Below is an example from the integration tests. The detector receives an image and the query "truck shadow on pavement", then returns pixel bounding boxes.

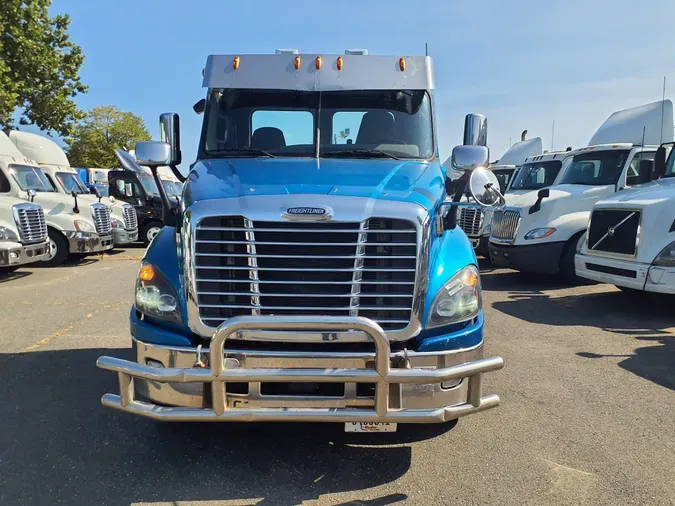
[0,347,452,505]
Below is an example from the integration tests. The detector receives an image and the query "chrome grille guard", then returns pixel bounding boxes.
[97,315,504,422]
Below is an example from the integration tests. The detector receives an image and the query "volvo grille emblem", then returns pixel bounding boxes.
[607,226,616,237]
[282,206,332,221]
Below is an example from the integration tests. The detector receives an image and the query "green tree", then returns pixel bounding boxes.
[0,0,87,136]
[67,106,151,168]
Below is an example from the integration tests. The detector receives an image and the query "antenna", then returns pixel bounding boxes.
[551,120,555,151]
[425,42,428,56]
[660,76,667,144]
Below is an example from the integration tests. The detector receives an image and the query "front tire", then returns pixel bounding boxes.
[141,221,163,246]
[560,232,586,285]
[43,229,69,267]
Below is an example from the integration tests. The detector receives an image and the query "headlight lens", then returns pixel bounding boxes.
[135,262,181,323]
[524,227,557,240]
[0,226,20,242]
[110,217,122,228]
[653,240,675,266]
[74,220,95,233]
[427,265,482,328]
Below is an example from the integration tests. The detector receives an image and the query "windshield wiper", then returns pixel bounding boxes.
[322,149,400,160]
[208,147,276,158]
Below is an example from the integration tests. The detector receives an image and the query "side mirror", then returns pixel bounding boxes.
[654,146,668,179]
[529,188,550,215]
[468,167,503,207]
[159,113,182,165]
[135,141,172,167]
[27,189,36,202]
[70,189,79,214]
[638,159,654,184]
[89,186,97,195]
[463,113,488,146]
[193,99,206,115]
[451,145,490,172]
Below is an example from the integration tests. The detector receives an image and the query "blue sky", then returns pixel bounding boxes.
[41,0,675,171]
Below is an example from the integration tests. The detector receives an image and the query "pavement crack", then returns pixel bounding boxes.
[21,324,74,353]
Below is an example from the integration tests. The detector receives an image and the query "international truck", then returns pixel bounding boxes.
[489,100,674,281]
[96,50,504,431]
[8,131,138,247]
[575,142,675,293]
[0,195,50,275]
[0,131,111,266]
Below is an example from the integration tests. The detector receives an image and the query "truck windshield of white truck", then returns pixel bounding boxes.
[558,150,629,186]
[8,164,54,192]
[511,160,562,190]
[56,172,89,194]
[201,89,434,160]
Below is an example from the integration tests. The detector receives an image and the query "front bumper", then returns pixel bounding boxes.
[489,240,566,274]
[0,239,50,267]
[575,253,675,294]
[65,232,114,254]
[112,227,139,245]
[97,316,503,423]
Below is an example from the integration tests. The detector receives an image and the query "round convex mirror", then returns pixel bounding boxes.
[469,167,502,206]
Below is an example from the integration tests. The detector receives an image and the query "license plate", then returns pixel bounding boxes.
[344,422,397,433]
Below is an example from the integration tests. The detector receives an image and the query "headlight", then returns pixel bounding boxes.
[135,263,181,323]
[653,240,675,267]
[524,228,557,240]
[74,220,95,233]
[427,265,482,329]
[110,217,122,228]
[0,226,20,242]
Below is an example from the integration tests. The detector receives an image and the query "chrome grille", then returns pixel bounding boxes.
[90,203,112,236]
[122,204,138,230]
[194,217,417,331]
[491,210,521,242]
[457,206,484,237]
[12,203,47,244]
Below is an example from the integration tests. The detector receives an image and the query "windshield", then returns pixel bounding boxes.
[93,184,108,197]
[558,150,630,186]
[161,179,182,196]
[511,160,563,190]
[138,175,159,195]
[8,164,55,192]
[664,147,675,178]
[201,89,434,160]
[56,172,88,194]
[492,169,515,193]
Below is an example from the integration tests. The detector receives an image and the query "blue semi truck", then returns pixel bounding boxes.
[97,50,504,431]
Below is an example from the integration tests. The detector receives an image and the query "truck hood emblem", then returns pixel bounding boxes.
[282,207,332,221]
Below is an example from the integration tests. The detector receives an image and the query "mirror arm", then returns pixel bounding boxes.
[529,192,549,215]
[147,165,176,227]
[169,164,186,183]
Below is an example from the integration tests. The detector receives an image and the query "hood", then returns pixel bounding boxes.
[505,184,615,210]
[595,177,675,207]
[184,157,444,211]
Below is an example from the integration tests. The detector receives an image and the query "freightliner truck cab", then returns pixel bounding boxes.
[9,131,138,247]
[0,131,111,266]
[0,195,49,275]
[97,51,504,431]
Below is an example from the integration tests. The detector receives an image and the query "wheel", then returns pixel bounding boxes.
[42,229,69,267]
[560,232,586,285]
[141,221,163,245]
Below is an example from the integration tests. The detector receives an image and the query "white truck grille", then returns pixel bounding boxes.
[457,207,484,237]
[193,217,418,332]
[122,204,138,230]
[13,203,48,244]
[90,204,112,236]
[491,210,520,242]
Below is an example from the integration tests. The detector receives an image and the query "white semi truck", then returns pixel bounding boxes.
[9,131,138,246]
[0,131,113,266]
[489,100,674,280]
[0,195,50,275]
[575,142,675,293]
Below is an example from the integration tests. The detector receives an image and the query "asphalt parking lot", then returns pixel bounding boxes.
[0,248,673,506]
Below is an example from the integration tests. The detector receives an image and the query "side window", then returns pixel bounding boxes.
[627,151,656,186]
[0,170,10,193]
[251,110,314,150]
[332,112,366,144]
